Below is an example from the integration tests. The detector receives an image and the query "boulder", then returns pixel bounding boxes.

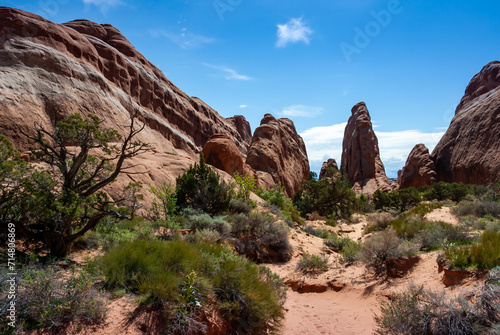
[432,61,500,184]
[341,102,392,195]
[202,134,255,177]
[246,114,310,197]
[399,144,437,188]
[319,158,338,180]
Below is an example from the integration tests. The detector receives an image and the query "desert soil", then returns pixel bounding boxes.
[60,207,477,335]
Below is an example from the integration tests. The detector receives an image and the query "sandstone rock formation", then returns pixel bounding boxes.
[0,8,255,202]
[246,114,310,197]
[398,144,438,189]
[319,159,338,180]
[431,61,500,184]
[226,115,252,151]
[341,102,392,195]
[202,134,255,178]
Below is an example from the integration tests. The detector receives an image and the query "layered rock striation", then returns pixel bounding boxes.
[341,102,392,195]
[431,61,500,184]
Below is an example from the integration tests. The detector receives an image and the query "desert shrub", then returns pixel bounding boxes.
[229,198,253,214]
[230,213,291,262]
[454,200,500,218]
[356,194,376,213]
[324,233,354,250]
[414,222,467,250]
[365,212,394,234]
[374,284,500,335]
[185,229,222,244]
[303,225,332,239]
[422,182,471,202]
[340,240,363,264]
[259,185,303,224]
[232,172,257,201]
[361,229,417,275]
[0,265,106,332]
[150,184,178,220]
[395,187,422,211]
[373,189,396,210]
[176,154,232,215]
[98,239,284,334]
[77,216,154,250]
[296,253,329,273]
[185,213,230,238]
[444,230,500,269]
[293,175,357,220]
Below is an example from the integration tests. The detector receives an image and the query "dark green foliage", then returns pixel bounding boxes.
[444,230,500,269]
[175,154,231,215]
[98,239,284,334]
[421,182,471,202]
[0,264,106,332]
[0,113,148,257]
[230,213,291,262]
[296,253,329,273]
[374,284,500,335]
[374,188,421,212]
[293,175,357,220]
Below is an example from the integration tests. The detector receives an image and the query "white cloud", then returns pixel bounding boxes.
[204,63,253,81]
[239,105,248,108]
[150,30,216,49]
[83,0,123,13]
[279,105,323,118]
[276,17,313,48]
[300,123,445,178]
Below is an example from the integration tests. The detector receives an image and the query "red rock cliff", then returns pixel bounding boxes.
[431,61,500,184]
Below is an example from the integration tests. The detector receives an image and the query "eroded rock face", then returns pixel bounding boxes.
[0,8,248,156]
[226,115,252,151]
[432,61,500,184]
[319,159,338,180]
[0,7,254,203]
[246,114,309,197]
[202,134,255,178]
[341,102,391,195]
[399,144,437,189]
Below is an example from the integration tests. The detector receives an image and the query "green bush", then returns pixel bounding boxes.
[176,154,232,215]
[293,175,357,220]
[374,284,500,335]
[98,239,284,334]
[421,182,471,202]
[232,172,257,201]
[230,213,291,262]
[151,184,178,219]
[444,230,500,269]
[296,253,329,273]
[0,265,106,332]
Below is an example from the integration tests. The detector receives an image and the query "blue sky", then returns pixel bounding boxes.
[5,0,500,177]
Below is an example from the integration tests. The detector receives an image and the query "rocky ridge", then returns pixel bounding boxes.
[0,7,309,199]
